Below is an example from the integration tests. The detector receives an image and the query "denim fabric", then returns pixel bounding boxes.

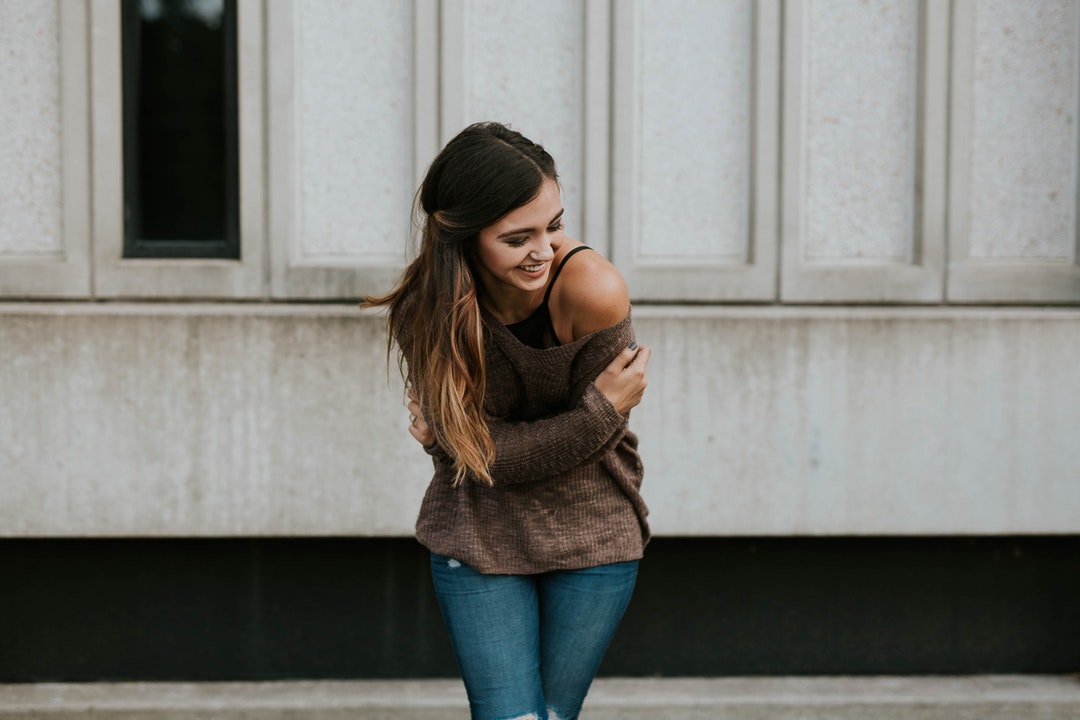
[430,553,638,720]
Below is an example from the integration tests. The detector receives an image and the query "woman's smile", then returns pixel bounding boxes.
[518,262,547,275]
[474,177,564,315]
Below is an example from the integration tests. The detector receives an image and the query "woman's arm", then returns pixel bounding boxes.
[409,340,649,484]
[484,343,649,483]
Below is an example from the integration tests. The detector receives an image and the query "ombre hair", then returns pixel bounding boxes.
[364,122,558,486]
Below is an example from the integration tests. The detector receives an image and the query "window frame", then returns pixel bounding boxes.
[89,0,264,298]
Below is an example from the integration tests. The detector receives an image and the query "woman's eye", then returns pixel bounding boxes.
[548,221,564,233]
[507,237,528,247]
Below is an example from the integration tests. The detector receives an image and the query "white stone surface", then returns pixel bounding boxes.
[464,0,584,241]
[804,0,918,262]
[0,1,63,257]
[1,304,1078,537]
[295,0,414,260]
[0,305,430,536]
[969,0,1079,262]
[634,306,1080,535]
[638,0,751,261]
[2,676,1079,720]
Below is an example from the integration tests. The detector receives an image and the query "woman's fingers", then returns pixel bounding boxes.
[406,391,435,445]
[595,342,651,414]
[408,421,434,445]
[625,343,650,370]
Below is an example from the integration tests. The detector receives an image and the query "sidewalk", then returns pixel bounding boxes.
[1,675,1078,719]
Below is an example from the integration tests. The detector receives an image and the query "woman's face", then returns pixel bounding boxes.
[473,177,564,308]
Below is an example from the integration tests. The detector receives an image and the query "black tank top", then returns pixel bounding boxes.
[506,246,592,349]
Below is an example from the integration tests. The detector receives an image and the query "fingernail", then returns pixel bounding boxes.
[628,341,638,350]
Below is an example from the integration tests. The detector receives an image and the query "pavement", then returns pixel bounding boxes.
[1,675,1079,719]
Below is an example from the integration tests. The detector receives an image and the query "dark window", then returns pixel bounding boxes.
[122,0,239,259]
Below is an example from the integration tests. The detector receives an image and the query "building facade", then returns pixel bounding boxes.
[2,0,1078,680]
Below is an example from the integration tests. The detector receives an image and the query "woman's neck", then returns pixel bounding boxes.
[478,284,545,325]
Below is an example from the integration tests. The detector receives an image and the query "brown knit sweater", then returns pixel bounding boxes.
[401,307,650,575]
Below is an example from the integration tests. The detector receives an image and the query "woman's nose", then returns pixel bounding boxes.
[531,242,554,262]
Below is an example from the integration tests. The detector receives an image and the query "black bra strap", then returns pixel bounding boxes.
[542,245,592,306]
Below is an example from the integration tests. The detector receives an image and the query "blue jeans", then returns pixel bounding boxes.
[430,553,639,720]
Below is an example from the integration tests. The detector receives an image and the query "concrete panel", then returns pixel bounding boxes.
[804,0,918,262]
[0,1,63,257]
[639,0,751,260]
[1,305,1079,537]
[969,0,1078,261]
[0,305,430,536]
[294,0,414,260]
[633,307,1080,535]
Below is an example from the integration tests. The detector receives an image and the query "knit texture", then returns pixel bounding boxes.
[400,307,650,575]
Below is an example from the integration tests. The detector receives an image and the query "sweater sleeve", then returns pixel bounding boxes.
[478,312,636,486]
[483,383,628,485]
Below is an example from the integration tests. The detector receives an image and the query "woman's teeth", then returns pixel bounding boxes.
[521,264,544,272]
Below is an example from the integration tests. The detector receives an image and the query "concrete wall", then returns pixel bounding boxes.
[3,304,1077,537]
[1,1,1079,539]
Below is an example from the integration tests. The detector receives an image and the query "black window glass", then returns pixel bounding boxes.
[122,0,239,259]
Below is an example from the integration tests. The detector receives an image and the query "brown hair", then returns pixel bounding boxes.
[364,122,558,485]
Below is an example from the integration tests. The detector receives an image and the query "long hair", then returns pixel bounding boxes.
[364,122,558,486]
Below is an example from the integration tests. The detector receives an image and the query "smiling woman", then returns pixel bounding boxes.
[362,122,651,720]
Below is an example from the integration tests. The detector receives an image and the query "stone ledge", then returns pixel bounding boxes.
[4,303,1080,537]
[2,676,1078,719]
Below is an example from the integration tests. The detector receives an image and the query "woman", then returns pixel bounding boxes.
[365,122,651,720]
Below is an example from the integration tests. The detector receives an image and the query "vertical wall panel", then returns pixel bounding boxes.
[949,0,1080,302]
[612,0,779,301]
[442,0,586,240]
[969,1,1077,261]
[0,1,63,257]
[804,0,917,262]
[639,0,751,261]
[295,0,413,260]
[269,0,438,298]
[0,0,90,297]
[781,0,945,303]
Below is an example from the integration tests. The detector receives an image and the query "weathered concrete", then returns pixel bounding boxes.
[1,676,1078,719]
[1,304,1079,537]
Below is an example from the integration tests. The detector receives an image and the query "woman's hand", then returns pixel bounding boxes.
[594,343,651,415]
[406,388,436,447]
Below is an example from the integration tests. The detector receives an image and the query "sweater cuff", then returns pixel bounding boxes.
[581,382,628,429]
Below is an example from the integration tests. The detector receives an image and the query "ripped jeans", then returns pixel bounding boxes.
[430,553,638,720]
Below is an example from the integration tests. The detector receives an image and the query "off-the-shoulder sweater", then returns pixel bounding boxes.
[400,308,650,575]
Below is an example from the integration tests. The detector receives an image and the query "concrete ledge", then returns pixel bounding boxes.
[1,676,1078,719]
[3,303,1080,536]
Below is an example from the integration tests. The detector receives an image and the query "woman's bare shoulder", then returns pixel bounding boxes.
[551,245,630,341]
